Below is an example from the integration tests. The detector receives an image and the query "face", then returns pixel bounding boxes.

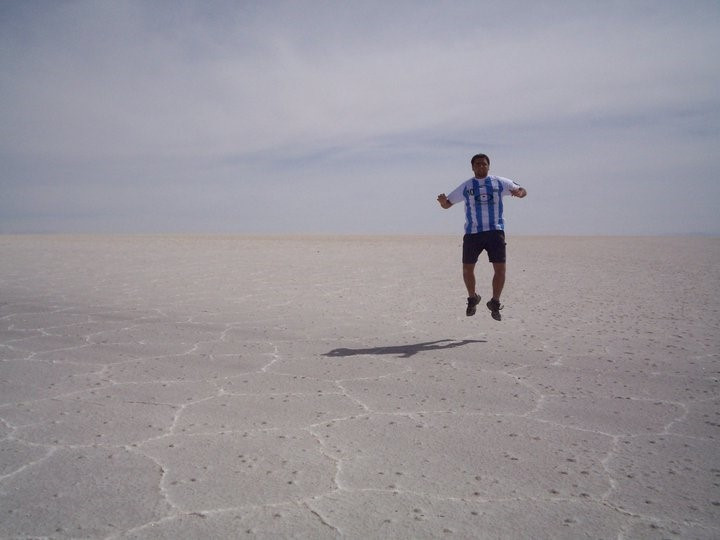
[471,157,490,178]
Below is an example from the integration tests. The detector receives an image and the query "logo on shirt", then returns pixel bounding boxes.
[465,184,501,205]
[466,188,498,204]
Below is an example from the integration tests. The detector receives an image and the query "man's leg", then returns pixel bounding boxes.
[491,262,506,301]
[463,263,477,297]
[487,262,506,321]
[463,263,481,316]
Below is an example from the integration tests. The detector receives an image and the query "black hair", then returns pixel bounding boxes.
[471,153,490,166]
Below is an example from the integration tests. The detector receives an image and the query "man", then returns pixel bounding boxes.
[437,153,527,321]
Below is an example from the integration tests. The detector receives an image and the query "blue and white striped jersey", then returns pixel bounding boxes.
[446,176,521,234]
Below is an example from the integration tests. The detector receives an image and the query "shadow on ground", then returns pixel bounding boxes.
[323,339,486,359]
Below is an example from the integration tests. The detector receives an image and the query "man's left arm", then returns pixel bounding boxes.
[499,177,527,198]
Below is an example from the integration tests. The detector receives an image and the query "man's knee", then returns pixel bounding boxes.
[492,263,506,276]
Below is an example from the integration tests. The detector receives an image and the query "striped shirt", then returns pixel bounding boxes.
[446,176,521,234]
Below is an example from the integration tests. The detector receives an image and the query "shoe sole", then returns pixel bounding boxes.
[487,301,503,321]
[466,295,481,317]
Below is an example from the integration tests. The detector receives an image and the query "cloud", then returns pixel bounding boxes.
[1,1,719,234]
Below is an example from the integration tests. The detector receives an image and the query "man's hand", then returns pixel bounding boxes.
[437,194,452,208]
[510,187,527,198]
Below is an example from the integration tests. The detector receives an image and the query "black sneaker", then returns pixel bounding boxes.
[486,298,504,321]
[466,294,481,316]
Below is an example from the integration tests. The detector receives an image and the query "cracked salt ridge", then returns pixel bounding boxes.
[0,237,717,538]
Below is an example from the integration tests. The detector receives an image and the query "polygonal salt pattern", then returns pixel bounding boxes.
[0,235,718,539]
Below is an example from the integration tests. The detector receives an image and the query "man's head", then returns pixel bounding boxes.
[471,153,490,178]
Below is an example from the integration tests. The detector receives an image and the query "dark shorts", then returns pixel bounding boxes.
[462,230,506,264]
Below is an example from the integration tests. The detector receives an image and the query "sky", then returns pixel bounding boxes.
[1,0,719,236]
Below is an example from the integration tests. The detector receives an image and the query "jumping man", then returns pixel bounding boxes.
[437,153,527,321]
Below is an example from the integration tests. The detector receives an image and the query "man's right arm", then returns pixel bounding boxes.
[437,193,453,209]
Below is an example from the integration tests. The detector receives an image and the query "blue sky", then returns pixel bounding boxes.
[2,0,719,235]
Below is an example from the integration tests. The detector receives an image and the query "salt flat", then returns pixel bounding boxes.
[0,235,718,539]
